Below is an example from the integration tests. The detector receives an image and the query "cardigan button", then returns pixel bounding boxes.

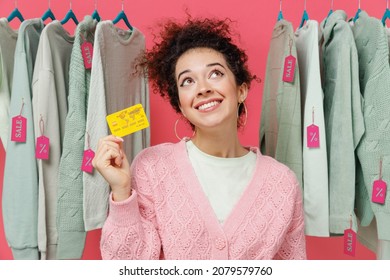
[215,238,226,250]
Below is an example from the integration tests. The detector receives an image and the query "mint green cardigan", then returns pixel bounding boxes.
[352,11,390,241]
[320,11,365,235]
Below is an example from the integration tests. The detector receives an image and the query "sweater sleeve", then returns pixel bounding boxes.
[83,24,110,231]
[325,23,363,235]
[100,154,161,260]
[3,52,39,260]
[273,171,307,260]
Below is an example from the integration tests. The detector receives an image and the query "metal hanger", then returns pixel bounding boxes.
[42,0,56,22]
[7,1,24,23]
[61,0,79,25]
[277,0,284,21]
[298,0,309,28]
[92,0,101,22]
[113,0,133,30]
[353,0,361,22]
[382,0,390,26]
[327,0,334,18]
[324,0,334,27]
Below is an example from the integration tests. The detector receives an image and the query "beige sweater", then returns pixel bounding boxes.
[84,21,150,231]
[260,19,303,188]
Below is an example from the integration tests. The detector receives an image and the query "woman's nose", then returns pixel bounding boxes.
[197,80,212,96]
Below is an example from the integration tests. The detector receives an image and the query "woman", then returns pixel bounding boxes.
[93,17,306,260]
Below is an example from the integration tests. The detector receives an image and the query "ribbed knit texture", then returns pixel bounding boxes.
[2,19,44,260]
[84,22,150,232]
[259,19,303,189]
[0,18,18,150]
[352,11,390,241]
[56,16,97,259]
[320,11,365,235]
[295,20,329,237]
[100,140,306,260]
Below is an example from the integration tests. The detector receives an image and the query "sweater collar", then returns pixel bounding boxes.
[322,10,348,45]
[272,19,293,39]
[176,137,267,238]
[180,137,260,157]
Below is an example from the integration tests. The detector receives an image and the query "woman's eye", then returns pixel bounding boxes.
[180,78,193,87]
[209,69,224,79]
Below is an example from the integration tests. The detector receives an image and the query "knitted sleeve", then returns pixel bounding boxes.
[83,23,110,231]
[273,170,307,260]
[100,152,161,260]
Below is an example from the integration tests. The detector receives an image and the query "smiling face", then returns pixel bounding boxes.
[175,47,248,131]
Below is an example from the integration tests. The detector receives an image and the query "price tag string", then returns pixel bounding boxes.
[19,98,25,116]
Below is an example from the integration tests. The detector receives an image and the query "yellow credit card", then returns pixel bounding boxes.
[106,104,149,137]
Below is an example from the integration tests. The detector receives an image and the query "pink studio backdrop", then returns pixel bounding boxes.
[0,0,383,260]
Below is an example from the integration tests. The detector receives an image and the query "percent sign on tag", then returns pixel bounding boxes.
[106,104,149,138]
[372,179,387,204]
[307,124,320,148]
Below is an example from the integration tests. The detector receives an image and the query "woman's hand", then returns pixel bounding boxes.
[92,135,131,202]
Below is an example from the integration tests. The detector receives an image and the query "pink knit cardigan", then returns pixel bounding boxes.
[100,140,307,259]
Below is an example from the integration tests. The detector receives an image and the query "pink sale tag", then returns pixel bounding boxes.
[11,115,27,143]
[35,136,50,160]
[81,41,93,69]
[282,55,296,83]
[81,149,95,173]
[344,228,356,257]
[372,179,387,204]
[307,124,320,148]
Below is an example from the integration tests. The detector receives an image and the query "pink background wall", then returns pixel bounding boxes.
[0,0,383,260]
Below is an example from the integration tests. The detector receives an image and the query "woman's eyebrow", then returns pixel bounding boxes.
[206,62,226,69]
[177,62,226,80]
[177,69,191,81]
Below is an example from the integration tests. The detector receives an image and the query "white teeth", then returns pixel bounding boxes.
[198,101,220,111]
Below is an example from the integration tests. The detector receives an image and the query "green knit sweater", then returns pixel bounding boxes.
[320,10,365,235]
[352,11,390,241]
[57,16,97,259]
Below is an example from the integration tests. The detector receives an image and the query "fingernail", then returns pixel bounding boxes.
[116,136,124,142]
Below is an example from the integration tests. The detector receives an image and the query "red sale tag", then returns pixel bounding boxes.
[344,228,356,257]
[307,124,320,148]
[81,149,95,173]
[372,179,387,204]
[35,136,50,160]
[282,55,296,83]
[11,115,27,143]
[81,41,93,69]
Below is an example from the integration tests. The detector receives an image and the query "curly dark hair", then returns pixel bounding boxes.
[141,16,254,127]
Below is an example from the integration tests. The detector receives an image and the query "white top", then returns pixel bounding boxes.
[186,140,256,224]
[295,20,329,237]
[32,20,74,259]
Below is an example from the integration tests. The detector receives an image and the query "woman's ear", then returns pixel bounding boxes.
[238,83,249,102]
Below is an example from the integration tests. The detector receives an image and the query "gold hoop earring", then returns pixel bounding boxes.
[174,117,195,141]
[238,101,248,127]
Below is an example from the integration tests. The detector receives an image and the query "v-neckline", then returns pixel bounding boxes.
[173,139,270,239]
